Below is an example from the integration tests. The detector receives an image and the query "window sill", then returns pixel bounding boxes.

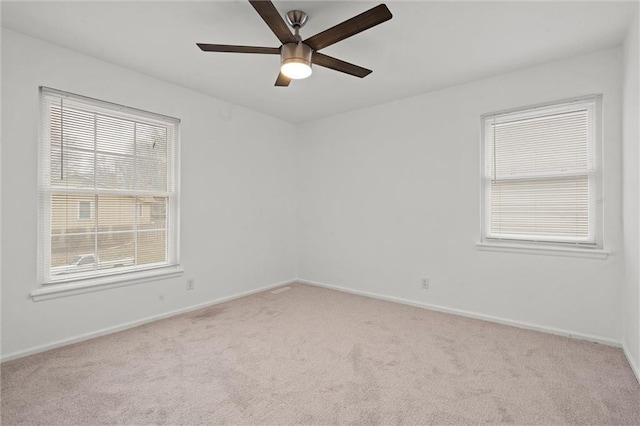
[31,266,184,302]
[475,241,609,259]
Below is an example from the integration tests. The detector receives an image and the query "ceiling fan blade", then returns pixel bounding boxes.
[197,44,280,54]
[249,0,297,45]
[312,52,372,78]
[275,72,291,87]
[303,4,392,51]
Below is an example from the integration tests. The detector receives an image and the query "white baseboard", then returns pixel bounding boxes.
[623,343,640,385]
[298,279,622,348]
[3,277,627,365]
[1,279,297,363]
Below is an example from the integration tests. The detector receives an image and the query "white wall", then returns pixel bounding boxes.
[297,48,624,342]
[622,10,640,377]
[1,28,633,362]
[1,29,298,359]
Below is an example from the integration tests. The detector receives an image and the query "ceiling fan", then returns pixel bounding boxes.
[197,0,393,87]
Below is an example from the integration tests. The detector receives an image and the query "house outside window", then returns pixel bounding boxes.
[38,87,180,286]
[77,200,92,219]
[480,96,602,250]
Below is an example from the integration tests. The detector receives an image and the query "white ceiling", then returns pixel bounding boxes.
[1,1,636,123]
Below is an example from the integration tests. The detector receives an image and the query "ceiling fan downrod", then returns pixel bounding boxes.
[286,10,308,41]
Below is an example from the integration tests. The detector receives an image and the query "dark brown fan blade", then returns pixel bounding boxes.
[304,4,392,51]
[312,52,372,78]
[275,72,291,87]
[249,0,297,45]
[197,44,280,54]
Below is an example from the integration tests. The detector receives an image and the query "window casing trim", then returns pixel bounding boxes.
[37,87,181,289]
[479,94,603,252]
[475,241,609,259]
[30,266,184,302]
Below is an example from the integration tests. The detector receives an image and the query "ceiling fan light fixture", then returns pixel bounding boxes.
[197,1,393,86]
[281,60,312,79]
[280,42,313,79]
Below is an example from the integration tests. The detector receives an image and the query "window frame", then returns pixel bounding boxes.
[478,95,605,256]
[35,87,182,299]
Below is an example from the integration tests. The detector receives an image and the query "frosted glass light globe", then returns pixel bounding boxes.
[281,61,312,79]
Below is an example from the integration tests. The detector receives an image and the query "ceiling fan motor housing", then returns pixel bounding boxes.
[280,42,313,78]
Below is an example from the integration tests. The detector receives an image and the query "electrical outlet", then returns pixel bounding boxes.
[421,277,429,289]
[186,279,195,291]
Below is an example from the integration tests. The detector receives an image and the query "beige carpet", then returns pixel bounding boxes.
[2,283,639,425]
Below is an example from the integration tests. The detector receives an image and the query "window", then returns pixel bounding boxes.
[77,200,92,219]
[481,96,602,248]
[39,87,180,285]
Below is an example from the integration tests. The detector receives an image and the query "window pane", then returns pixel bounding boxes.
[136,123,167,159]
[136,123,167,191]
[97,232,135,271]
[51,147,95,188]
[96,153,134,190]
[96,115,134,156]
[52,194,95,235]
[97,196,135,232]
[61,107,95,151]
[136,158,167,192]
[139,197,166,230]
[491,111,589,177]
[490,176,589,241]
[51,234,96,272]
[137,230,166,265]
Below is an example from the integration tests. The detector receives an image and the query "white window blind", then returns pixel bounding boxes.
[39,87,180,284]
[482,97,601,247]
